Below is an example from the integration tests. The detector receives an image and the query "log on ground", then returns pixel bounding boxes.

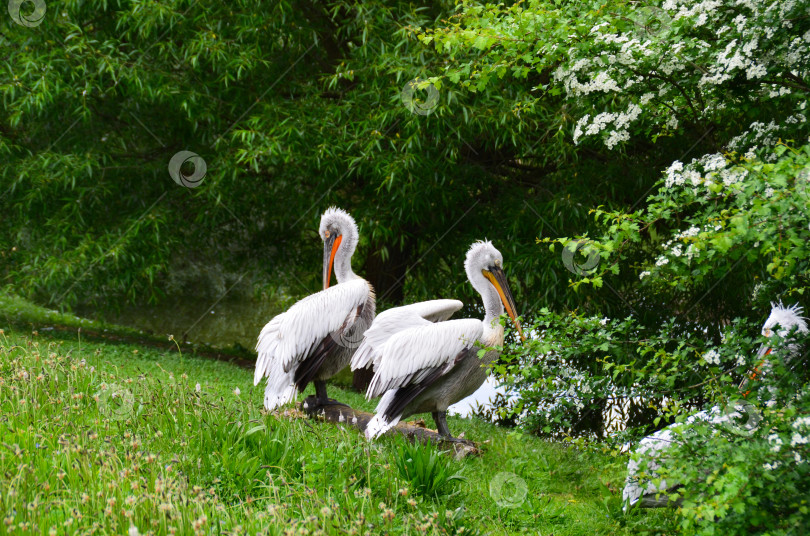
[297,396,481,459]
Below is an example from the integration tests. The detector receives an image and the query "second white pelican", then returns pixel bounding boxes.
[363,240,524,439]
[350,299,464,373]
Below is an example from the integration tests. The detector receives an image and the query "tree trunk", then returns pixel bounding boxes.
[352,366,375,392]
[352,237,412,391]
[362,237,411,305]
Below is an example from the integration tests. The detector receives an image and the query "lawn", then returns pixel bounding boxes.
[0,295,675,535]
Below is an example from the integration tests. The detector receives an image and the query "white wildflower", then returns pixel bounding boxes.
[793,416,810,429]
[790,433,809,447]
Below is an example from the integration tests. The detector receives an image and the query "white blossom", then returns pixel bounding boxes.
[703,349,720,365]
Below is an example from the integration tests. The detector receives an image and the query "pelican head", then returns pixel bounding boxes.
[465,240,525,341]
[757,301,808,359]
[762,302,808,338]
[319,207,359,289]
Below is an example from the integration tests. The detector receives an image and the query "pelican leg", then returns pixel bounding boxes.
[314,380,349,408]
[432,411,452,438]
[315,380,328,401]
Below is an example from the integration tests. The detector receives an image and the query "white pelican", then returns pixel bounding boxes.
[363,240,524,440]
[253,207,375,410]
[622,302,808,509]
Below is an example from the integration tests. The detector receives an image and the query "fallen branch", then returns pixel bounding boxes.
[296,396,481,458]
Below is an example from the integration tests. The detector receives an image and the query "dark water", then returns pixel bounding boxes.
[88,292,285,351]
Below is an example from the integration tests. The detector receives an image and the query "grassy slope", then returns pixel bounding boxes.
[0,296,675,535]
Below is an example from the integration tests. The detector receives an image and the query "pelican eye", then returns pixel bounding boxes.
[764,328,773,337]
[324,230,330,238]
[495,259,502,267]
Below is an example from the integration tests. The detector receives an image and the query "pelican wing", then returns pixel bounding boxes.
[254,278,370,386]
[366,318,483,399]
[351,299,464,372]
[406,299,464,322]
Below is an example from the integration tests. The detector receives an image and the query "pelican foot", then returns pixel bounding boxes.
[315,398,351,408]
[302,395,351,412]
[302,395,320,412]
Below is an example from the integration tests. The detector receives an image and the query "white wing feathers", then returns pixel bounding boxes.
[262,366,297,411]
[351,299,464,372]
[254,279,369,396]
[366,318,483,400]
[365,390,400,439]
[404,299,464,323]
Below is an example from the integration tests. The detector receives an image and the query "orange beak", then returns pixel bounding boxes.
[483,266,525,342]
[323,234,342,290]
[742,346,772,397]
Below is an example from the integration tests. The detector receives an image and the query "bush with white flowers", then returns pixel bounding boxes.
[427,1,810,533]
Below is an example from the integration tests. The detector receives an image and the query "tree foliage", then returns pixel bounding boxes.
[2,0,696,318]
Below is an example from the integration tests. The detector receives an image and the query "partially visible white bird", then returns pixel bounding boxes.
[622,302,808,509]
[253,207,375,411]
[740,302,808,391]
[350,299,464,373]
[363,240,524,440]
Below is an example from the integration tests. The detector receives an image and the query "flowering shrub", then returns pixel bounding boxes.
[492,307,809,533]
[493,140,810,532]
[626,334,810,535]
[420,0,809,151]
[425,2,810,531]
[576,142,810,294]
[496,311,782,442]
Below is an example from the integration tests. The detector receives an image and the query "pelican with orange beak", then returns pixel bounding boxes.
[622,301,808,509]
[254,207,375,410]
[363,240,524,439]
[740,301,808,392]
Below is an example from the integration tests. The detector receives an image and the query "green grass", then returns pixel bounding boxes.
[0,296,677,535]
